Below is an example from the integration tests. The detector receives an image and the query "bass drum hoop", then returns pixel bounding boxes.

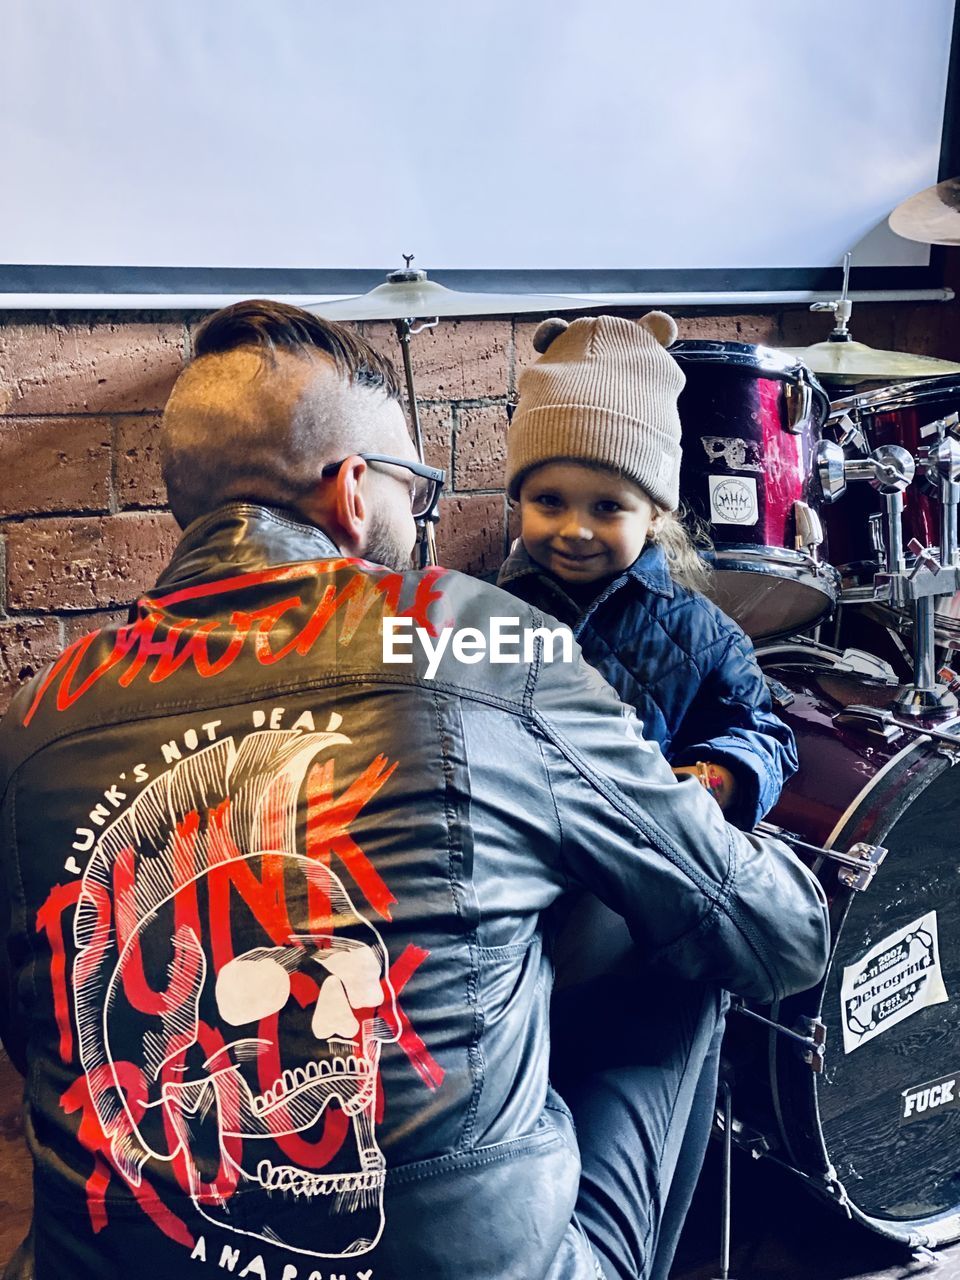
[753,644,960,1247]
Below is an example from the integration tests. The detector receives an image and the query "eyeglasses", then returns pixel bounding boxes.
[321,453,446,522]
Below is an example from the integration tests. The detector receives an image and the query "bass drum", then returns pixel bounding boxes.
[724,644,960,1247]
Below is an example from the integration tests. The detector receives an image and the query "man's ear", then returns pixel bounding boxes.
[331,455,368,551]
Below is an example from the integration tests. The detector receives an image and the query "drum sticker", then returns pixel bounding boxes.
[839,909,948,1054]
[900,1070,960,1127]
[701,436,763,472]
[708,475,758,525]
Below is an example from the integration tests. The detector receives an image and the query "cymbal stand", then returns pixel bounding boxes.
[892,416,960,716]
[810,250,853,341]
[925,414,960,569]
[388,261,441,569]
[875,414,960,717]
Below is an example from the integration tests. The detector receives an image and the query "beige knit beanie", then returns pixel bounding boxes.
[506,311,685,510]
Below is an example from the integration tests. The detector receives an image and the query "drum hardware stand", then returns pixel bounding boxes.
[885,417,960,717]
[828,411,867,454]
[822,432,960,716]
[815,439,914,521]
[711,1085,774,1280]
[757,821,888,892]
[711,1005,826,1279]
[714,1081,735,1280]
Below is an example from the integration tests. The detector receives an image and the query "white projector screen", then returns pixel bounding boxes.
[0,0,956,296]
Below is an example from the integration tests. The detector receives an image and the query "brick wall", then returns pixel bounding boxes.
[1,296,959,713]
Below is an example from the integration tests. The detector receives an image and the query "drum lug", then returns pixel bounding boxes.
[729,1001,827,1072]
[757,820,889,892]
[784,375,813,435]
[794,1015,827,1071]
[835,842,888,892]
[833,704,904,741]
[763,675,795,709]
[834,703,960,751]
[793,501,824,554]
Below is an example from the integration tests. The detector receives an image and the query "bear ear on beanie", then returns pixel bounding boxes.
[532,317,570,354]
[637,310,678,349]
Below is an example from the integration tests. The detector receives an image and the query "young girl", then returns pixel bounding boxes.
[498,311,799,1280]
[498,310,796,831]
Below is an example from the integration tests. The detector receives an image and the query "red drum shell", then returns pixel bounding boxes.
[672,341,838,640]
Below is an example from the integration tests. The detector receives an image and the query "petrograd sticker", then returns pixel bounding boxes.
[840,909,948,1054]
[708,475,758,526]
[900,1071,960,1126]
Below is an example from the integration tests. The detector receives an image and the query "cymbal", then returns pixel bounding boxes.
[778,339,960,383]
[889,176,960,246]
[309,269,588,321]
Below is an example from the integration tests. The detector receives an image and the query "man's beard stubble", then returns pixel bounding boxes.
[362,506,418,572]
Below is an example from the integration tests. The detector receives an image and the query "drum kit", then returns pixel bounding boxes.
[676,325,960,1258]
[677,253,960,1256]
[312,182,960,1258]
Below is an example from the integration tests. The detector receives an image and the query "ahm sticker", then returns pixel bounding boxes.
[708,475,758,526]
[840,909,948,1054]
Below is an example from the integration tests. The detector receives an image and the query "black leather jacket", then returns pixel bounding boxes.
[0,504,829,1280]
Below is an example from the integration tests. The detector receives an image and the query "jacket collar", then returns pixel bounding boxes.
[498,538,675,604]
[154,503,343,591]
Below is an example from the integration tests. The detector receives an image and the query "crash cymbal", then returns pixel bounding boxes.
[889,176,960,246]
[778,339,960,383]
[309,267,588,321]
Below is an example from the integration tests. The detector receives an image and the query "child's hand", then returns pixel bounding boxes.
[672,762,737,810]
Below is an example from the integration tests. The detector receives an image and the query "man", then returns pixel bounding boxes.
[0,300,828,1280]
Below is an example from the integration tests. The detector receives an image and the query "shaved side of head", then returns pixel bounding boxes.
[160,300,408,529]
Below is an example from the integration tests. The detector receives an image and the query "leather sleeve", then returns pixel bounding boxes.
[529,640,828,1004]
[0,783,27,1076]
